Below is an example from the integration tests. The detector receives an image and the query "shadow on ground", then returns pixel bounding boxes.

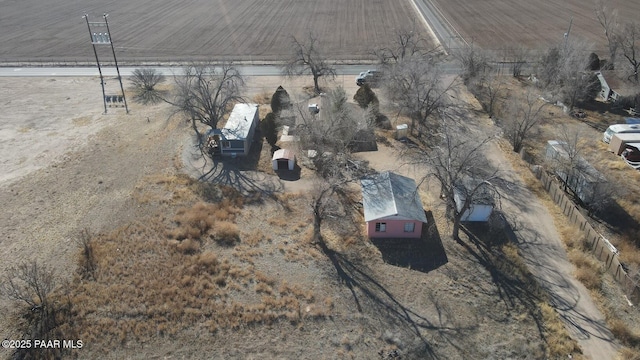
[275,165,301,181]
[459,217,547,342]
[370,211,448,273]
[315,236,474,360]
[194,129,287,201]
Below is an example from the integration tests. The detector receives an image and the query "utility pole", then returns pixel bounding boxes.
[564,17,573,49]
[83,13,129,114]
[83,14,107,114]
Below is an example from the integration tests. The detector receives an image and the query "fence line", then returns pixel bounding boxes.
[530,160,639,303]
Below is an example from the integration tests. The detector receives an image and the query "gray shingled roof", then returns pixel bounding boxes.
[361,171,427,223]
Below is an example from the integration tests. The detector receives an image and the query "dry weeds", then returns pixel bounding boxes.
[57,175,329,351]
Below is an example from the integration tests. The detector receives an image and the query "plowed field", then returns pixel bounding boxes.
[0,0,425,63]
[432,0,640,54]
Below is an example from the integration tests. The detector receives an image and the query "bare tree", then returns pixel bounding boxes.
[372,18,440,65]
[294,88,373,243]
[411,114,499,239]
[546,126,587,193]
[559,41,601,111]
[618,22,640,82]
[283,32,337,94]
[130,68,166,104]
[173,63,245,145]
[470,70,508,118]
[538,42,600,111]
[545,126,612,214]
[309,174,350,244]
[595,0,619,69]
[537,47,562,89]
[1,260,71,360]
[453,42,493,84]
[505,46,530,77]
[501,88,548,153]
[295,87,373,176]
[2,261,56,311]
[297,88,355,153]
[384,57,453,137]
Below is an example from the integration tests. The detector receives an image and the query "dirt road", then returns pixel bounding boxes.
[484,141,619,359]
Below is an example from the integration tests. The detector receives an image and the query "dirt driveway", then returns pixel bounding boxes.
[483,140,619,360]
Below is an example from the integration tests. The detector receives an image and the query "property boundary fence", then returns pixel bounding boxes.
[528,163,640,303]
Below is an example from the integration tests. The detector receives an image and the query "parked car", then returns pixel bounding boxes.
[356,70,382,86]
[622,147,640,162]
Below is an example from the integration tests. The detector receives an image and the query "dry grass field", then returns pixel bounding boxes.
[0,0,423,63]
[432,0,640,54]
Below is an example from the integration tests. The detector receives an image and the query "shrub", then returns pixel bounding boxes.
[587,52,600,71]
[176,238,201,254]
[77,228,97,280]
[214,221,240,246]
[1,261,74,359]
[131,68,166,105]
[574,267,602,290]
[261,112,278,147]
[353,84,379,109]
[270,85,291,114]
[197,251,219,273]
[609,318,640,348]
[171,202,217,240]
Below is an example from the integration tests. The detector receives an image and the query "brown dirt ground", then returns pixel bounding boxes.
[431,0,640,54]
[0,75,568,359]
[0,0,425,64]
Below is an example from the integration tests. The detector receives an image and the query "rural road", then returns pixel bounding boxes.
[0,63,464,78]
[412,0,467,51]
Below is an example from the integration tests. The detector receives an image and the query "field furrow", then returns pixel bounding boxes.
[0,0,422,62]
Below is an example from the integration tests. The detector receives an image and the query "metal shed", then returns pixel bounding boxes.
[454,186,494,222]
[272,149,296,171]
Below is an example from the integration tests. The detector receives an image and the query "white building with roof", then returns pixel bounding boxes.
[207,103,259,156]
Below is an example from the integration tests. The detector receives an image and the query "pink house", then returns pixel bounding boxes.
[361,171,427,239]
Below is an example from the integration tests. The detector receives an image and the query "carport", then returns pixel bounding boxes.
[272,149,296,171]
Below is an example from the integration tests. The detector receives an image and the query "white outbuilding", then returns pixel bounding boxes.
[272,149,296,171]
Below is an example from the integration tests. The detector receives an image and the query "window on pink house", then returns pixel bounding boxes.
[404,222,415,232]
[375,222,386,232]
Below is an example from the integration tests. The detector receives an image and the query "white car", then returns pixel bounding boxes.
[356,70,381,86]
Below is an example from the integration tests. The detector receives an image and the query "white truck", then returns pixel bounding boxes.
[356,70,382,86]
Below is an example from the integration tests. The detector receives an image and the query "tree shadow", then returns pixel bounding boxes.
[458,221,547,344]
[315,237,475,359]
[370,211,448,273]
[198,159,283,201]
